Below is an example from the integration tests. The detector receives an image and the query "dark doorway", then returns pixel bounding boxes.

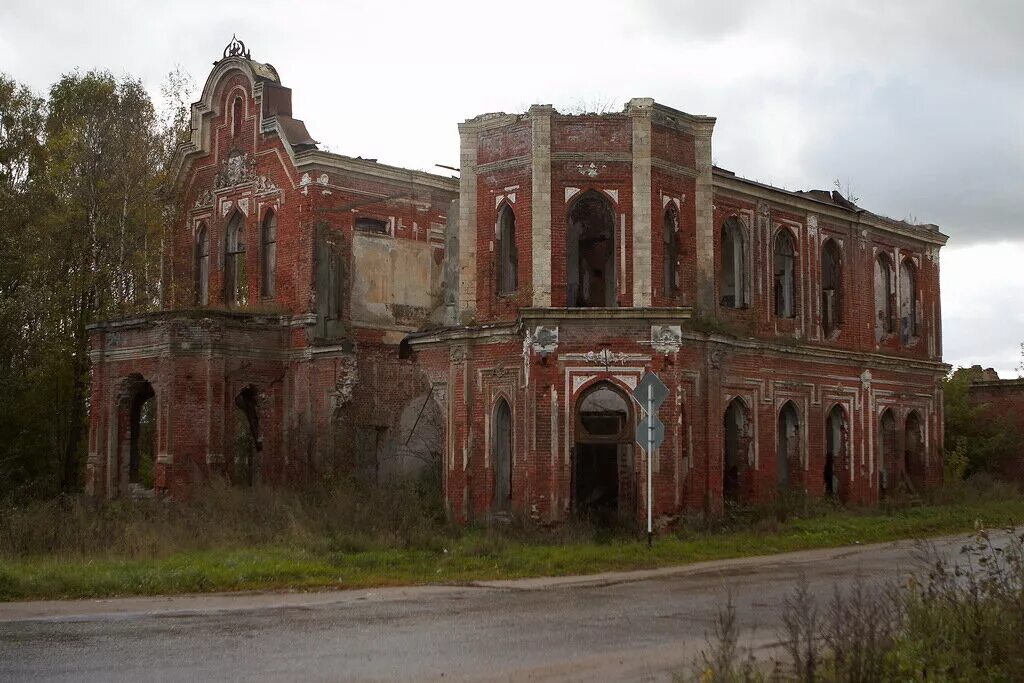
[573,382,632,524]
[825,405,847,499]
[128,379,156,489]
[879,409,896,496]
[574,443,619,520]
[723,398,751,502]
[567,191,616,307]
[777,401,799,490]
[233,386,261,486]
[905,410,924,491]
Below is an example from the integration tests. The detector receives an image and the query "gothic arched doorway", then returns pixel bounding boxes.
[723,398,752,503]
[825,404,849,500]
[573,382,633,523]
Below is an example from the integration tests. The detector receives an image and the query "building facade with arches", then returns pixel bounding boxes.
[86,41,948,523]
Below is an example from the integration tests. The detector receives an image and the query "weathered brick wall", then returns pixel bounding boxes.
[968,379,1024,480]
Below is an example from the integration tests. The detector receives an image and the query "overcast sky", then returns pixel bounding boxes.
[1,0,1021,375]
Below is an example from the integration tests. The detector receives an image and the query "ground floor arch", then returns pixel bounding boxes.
[573,381,634,524]
[723,397,752,503]
[825,404,848,500]
[777,401,800,490]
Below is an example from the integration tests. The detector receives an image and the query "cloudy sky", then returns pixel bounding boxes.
[1,0,1021,375]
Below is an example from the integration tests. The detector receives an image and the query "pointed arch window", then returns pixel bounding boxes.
[773,229,796,318]
[875,253,895,341]
[195,223,209,305]
[821,239,843,336]
[720,218,746,308]
[261,210,277,298]
[899,258,918,341]
[663,205,679,298]
[224,212,247,307]
[497,204,517,295]
[567,191,616,307]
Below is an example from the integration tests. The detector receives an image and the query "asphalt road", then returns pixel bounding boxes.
[0,534,978,682]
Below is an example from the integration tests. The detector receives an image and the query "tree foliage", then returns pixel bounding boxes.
[0,68,192,502]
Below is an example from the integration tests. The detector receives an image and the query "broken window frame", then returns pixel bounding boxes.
[772,228,797,319]
[496,204,518,296]
[820,238,843,337]
[720,217,747,308]
[663,205,679,298]
[899,257,919,342]
[195,222,209,306]
[260,209,277,298]
[224,211,247,307]
[354,216,388,234]
[776,401,800,488]
[491,397,513,508]
[875,252,896,341]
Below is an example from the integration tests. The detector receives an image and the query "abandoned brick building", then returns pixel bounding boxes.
[86,39,949,522]
[966,366,1024,481]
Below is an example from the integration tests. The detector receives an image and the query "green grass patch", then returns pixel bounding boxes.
[3,497,1022,601]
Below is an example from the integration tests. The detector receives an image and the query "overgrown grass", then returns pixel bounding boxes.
[0,478,1022,602]
[688,526,1024,681]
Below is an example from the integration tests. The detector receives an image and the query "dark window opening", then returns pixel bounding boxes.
[905,411,924,491]
[128,379,156,488]
[315,224,347,338]
[879,409,896,496]
[821,239,843,336]
[720,218,746,308]
[663,205,679,298]
[355,217,388,234]
[773,229,796,318]
[567,191,616,307]
[497,205,518,295]
[261,210,277,298]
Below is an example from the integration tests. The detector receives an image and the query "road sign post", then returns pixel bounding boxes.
[633,372,668,548]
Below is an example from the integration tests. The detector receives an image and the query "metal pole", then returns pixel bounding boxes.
[647,383,653,548]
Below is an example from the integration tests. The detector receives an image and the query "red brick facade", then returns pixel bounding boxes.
[968,376,1024,480]
[86,44,948,524]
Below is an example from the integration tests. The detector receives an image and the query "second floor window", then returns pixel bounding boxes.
[261,210,277,298]
[225,211,246,307]
[821,238,843,336]
[663,205,679,298]
[497,205,517,295]
[773,228,796,318]
[720,217,746,308]
[875,252,895,341]
[195,223,209,305]
[899,258,918,341]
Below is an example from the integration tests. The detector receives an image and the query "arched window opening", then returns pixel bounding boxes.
[821,239,843,336]
[224,212,247,307]
[567,191,616,307]
[261,210,277,298]
[232,96,243,137]
[573,381,632,523]
[776,402,800,489]
[195,223,209,306]
[875,253,895,341]
[723,398,751,502]
[900,259,918,342]
[825,405,848,499]
[497,205,518,295]
[905,410,924,491]
[663,205,679,298]
[233,386,261,486]
[720,218,746,308]
[879,409,896,497]
[773,229,796,318]
[492,399,512,510]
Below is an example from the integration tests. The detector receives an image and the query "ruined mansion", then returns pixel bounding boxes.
[86,40,948,523]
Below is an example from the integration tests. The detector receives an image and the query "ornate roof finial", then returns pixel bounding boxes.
[223,34,251,60]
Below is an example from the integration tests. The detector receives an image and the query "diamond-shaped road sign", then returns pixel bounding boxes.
[633,372,669,451]
[635,412,665,451]
[633,372,669,411]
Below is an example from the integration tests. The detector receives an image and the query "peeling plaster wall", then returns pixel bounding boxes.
[351,232,442,329]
